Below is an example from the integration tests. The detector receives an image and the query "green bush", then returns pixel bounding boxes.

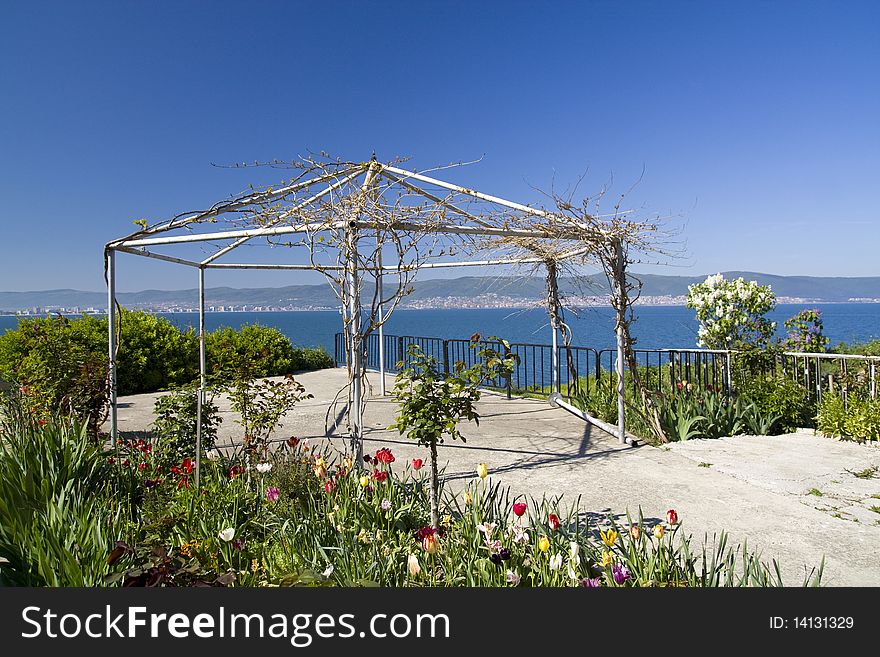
[207,324,298,378]
[817,393,880,442]
[114,309,199,395]
[0,315,108,435]
[152,385,222,463]
[0,314,333,417]
[738,375,814,432]
[290,345,334,371]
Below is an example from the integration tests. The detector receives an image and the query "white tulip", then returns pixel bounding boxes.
[218,528,235,542]
[407,554,421,577]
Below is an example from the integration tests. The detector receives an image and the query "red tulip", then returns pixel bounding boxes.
[412,458,424,471]
[548,513,561,531]
[325,480,335,494]
[422,533,439,554]
[286,436,300,448]
[373,469,388,483]
[666,509,679,525]
[375,448,395,464]
[513,502,527,517]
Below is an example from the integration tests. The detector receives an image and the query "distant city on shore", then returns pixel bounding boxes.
[2,271,879,316]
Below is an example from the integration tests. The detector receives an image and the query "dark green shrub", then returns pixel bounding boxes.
[738,375,814,432]
[290,346,334,372]
[0,315,108,435]
[114,309,199,395]
[152,385,222,463]
[207,324,297,378]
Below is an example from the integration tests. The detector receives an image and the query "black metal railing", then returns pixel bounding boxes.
[335,333,879,403]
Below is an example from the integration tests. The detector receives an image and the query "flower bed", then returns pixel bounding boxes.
[0,413,823,587]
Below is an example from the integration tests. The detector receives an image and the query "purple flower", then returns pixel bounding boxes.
[611,563,631,585]
[266,486,280,502]
[232,538,245,551]
[580,577,601,588]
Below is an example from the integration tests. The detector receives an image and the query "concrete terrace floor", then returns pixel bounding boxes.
[109,367,880,586]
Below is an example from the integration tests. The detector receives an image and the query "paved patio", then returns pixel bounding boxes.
[109,367,880,586]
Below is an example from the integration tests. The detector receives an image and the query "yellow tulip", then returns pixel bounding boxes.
[538,535,550,552]
[600,529,618,547]
[601,550,614,567]
[630,525,641,540]
[314,464,327,479]
[464,490,474,506]
[476,463,489,479]
[653,524,665,539]
[359,475,370,488]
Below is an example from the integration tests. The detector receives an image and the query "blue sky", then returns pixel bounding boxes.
[1,0,878,292]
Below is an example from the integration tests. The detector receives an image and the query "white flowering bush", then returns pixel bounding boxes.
[686,274,777,349]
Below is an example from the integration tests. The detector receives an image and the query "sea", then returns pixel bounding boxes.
[2,304,879,356]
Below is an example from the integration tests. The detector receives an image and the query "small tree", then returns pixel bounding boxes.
[225,373,311,460]
[389,336,515,529]
[782,308,828,353]
[152,385,222,464]
[687,274,777,349]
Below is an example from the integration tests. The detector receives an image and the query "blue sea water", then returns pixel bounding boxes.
[2,304,879,355]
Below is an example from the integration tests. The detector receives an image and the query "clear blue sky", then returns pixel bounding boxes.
[1,0,878,292]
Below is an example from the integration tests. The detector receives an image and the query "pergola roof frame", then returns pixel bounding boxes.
[104,157,625,488]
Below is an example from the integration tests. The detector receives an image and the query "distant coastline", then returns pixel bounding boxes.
[2,272,879,315]
[3,296,880,318]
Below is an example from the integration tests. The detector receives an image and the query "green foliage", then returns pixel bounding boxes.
[568,375,655,441]
[817,393,880,442]
[0,313,333,421]
[737,375,814,432]
[0,396,124,585]
[390,336,517,449]
[654,386,783,441]
[152,385,222,463]
[389,336,516,528]
[0,315,108,435]
[290,346,334,372]
[686,273,776,349]
[831,340,880,357]
[225,374,311,456]
[782,308,828,353]
[208,324,297,378]
[114,309,199,395]
[0,394,823,588]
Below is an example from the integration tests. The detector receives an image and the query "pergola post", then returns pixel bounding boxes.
[612,239,626,444]
[345,222,363,462]
[106,248,118,446]
[545,260,561,393]
[196,265,206,489]
[377,248,386,396]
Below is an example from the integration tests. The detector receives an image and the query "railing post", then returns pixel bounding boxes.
[442,339,450,375]
[871,361,876,400]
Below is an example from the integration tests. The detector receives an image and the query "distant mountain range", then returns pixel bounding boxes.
[2,271,879,312]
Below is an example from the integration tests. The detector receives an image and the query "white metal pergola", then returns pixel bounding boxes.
[105,157,628,484]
